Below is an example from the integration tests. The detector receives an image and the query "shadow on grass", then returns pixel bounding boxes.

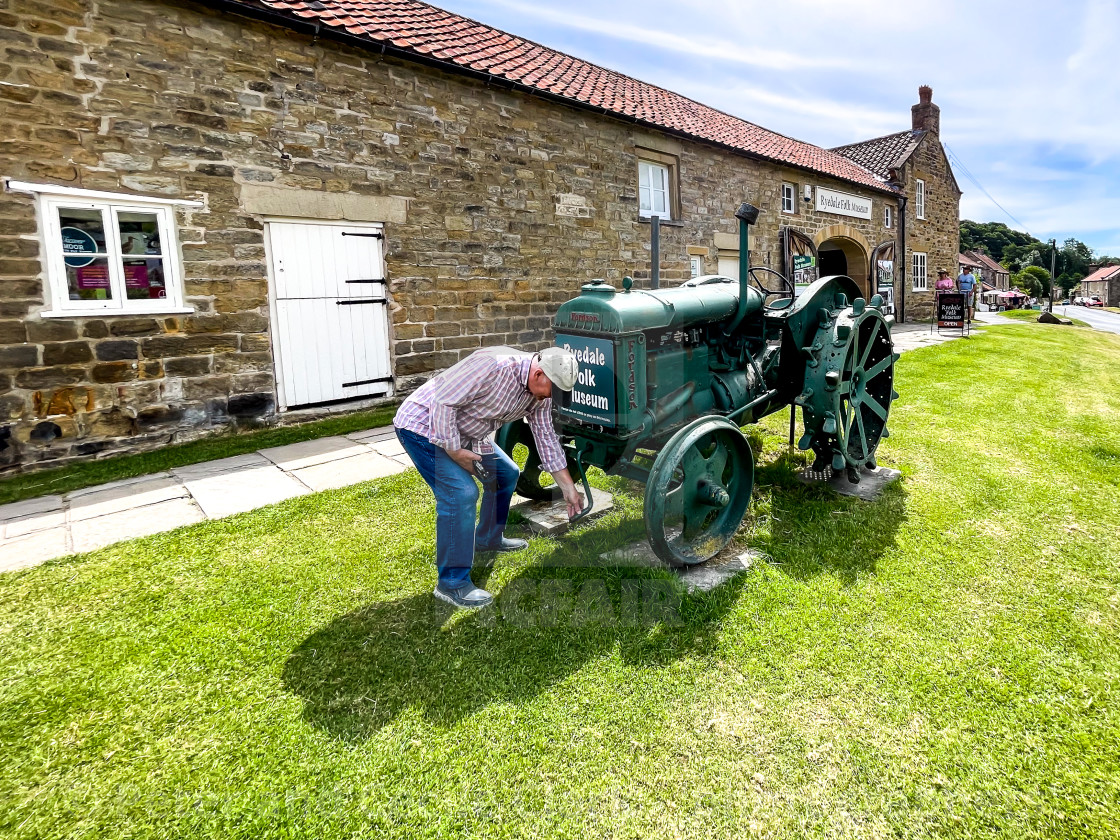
[282,520,748,743]
[750,447,909,585]
[283,451,905,742]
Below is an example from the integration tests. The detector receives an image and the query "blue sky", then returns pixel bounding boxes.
[433,0,1120,258]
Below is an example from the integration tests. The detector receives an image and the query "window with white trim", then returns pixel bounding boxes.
[12,183,195,316]
[638,159,672,219]
[884,204,892,228]
[781,182,796,214]
[915,179,926,220]
[690,255,703,279]
[912,251,928,291]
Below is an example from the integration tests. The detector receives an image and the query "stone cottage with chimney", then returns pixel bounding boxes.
[833,86,962,320]
[0,0,959,473]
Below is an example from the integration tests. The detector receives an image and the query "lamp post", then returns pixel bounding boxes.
[1049,239,1057,313]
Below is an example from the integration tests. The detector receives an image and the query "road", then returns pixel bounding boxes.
[1052,305,1120,334]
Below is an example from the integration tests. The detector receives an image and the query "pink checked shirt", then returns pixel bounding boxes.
[394,350,568,473]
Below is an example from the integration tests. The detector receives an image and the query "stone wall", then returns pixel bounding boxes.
[900,137,961,320]
[0,0,902,473]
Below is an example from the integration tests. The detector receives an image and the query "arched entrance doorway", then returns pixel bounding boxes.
[814,225,871,299]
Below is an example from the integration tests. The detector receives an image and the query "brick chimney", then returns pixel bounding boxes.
[911,85,940,135]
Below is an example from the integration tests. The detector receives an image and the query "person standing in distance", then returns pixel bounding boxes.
[957,265,978,322]
[394,347,585,609]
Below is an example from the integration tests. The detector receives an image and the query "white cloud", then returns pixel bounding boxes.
[484,0,858,71]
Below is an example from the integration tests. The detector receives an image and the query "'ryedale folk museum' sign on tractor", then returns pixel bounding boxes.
[498,203,900,567]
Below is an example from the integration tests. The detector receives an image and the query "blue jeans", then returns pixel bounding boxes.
[395,426,521,588]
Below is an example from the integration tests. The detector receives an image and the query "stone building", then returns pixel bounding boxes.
[833,86,963,320]
[1080,264,1120,306]
[0,0,958,473]
[961,251,1009,291]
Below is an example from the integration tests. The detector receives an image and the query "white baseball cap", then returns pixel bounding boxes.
[538,347,579,391]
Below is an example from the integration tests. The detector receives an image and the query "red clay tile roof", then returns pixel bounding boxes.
[832,130,925,180]
[236,0,893,193]
[958,253,984,269]
[1082,264,1120,283]
[967,251,1008,274]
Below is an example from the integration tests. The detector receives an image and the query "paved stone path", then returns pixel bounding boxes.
[0,316,998,574]
[0,427,411,573]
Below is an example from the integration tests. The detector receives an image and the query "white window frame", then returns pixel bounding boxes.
[689,255,703,279]
[912,251,928,291]
[915,179,926,220]
[781,182,796,214]
[884,204,892,228]
[6,180,198,318]
[638,159,672,220]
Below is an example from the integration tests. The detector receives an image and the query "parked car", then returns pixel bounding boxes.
[1061,298,1070,305]
[1087,296,1104,308]
[1073,296,1087,306]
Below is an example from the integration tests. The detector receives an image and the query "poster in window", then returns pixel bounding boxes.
[61,226,98,267]
[876,259,895,315]
[76,263,110,290]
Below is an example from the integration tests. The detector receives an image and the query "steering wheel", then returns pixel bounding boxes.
[748,266,796,310]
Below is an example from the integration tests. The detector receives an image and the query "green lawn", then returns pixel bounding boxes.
[0,402,400,506]
[1,323,1118,839]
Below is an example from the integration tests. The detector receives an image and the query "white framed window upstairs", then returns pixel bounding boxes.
[915,178,926,220]
[884,204,892,228]
[638,159,672,219]
[6,181,198,317]
[781,182,796,214]
[912,251,928,291]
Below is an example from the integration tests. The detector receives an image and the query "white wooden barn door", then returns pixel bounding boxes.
[266,221,393,409]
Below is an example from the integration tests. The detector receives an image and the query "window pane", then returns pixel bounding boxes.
[118,210,162,256]
[58,207,108,260]
[123,258,167,300]
[639,161,670,216]
[66,257,114,301]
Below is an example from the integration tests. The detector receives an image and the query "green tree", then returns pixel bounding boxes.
[1061,238,1094,276]
[1013,265,1051,298]
[959,220,1036,262]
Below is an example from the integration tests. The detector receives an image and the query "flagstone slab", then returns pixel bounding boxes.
[3,510,67,539]
[0,528,71,573]
[369,437,406,457]
[67,472,174,498]
[0,495,63,522]
[68,476,188,522]
[70,498,205,554]
[598,541,759,592]
[171,453,271,481]
[260,437,371,471]
[182,464,310,519]
[796,465,902,501]
[291,451,407,492]
[346,425,396,443]
[510,487,614,536]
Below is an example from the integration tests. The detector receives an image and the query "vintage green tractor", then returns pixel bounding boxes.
[497,203,899,567]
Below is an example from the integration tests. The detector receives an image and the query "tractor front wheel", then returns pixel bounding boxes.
[644,416,755,567]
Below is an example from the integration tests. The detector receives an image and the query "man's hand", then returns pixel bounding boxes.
[561,482,585,520]
[551,468,586,519]
[448,448,481,473]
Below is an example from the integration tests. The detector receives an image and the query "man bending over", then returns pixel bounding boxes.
[394,347,584,609]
